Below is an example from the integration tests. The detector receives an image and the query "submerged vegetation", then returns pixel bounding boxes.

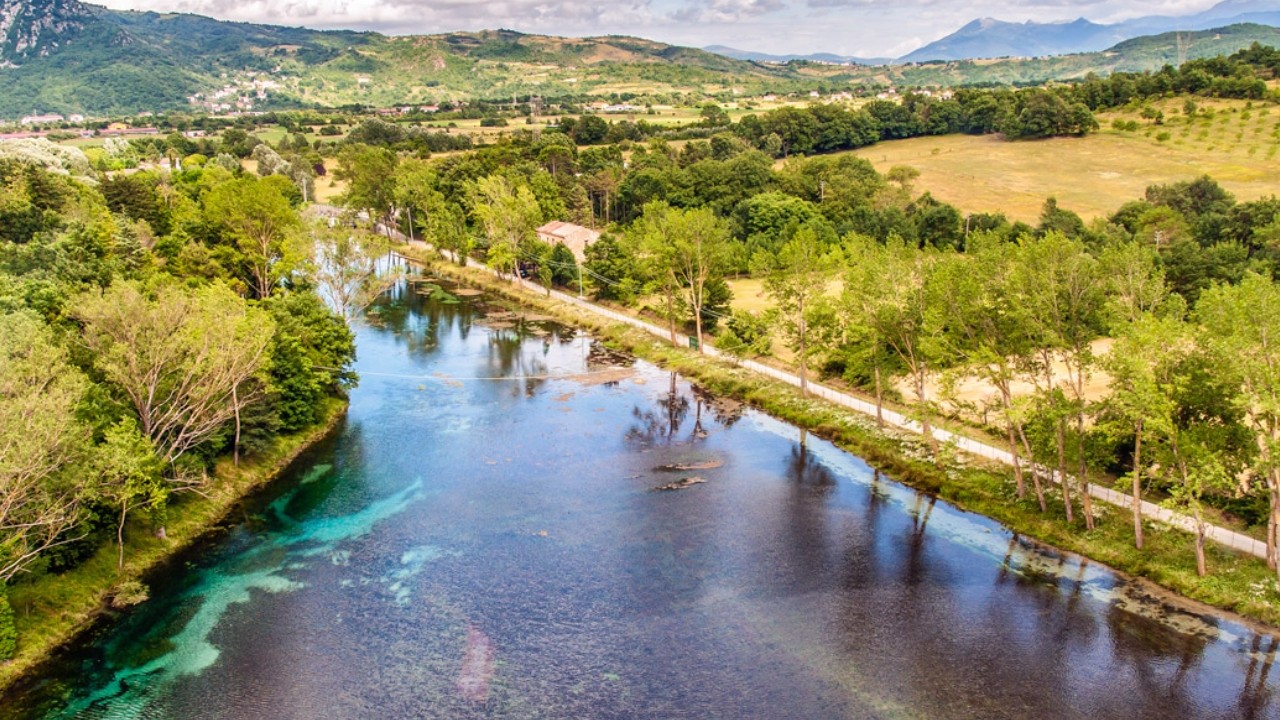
[4,20,1280,699]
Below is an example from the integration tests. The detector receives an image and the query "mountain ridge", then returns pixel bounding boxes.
[1,1,1277,119]
[899,0,1280,62]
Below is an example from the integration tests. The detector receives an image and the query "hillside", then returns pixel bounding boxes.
[852,97,1280,223]
[901,0,1280,62]
[848,24,1280,88]
[1,0,1278,119]
[0,1,805,118]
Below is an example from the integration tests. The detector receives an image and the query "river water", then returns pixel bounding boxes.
[4,276,1279,719]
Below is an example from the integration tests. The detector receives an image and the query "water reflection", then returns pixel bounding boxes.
[3,272,1280,719]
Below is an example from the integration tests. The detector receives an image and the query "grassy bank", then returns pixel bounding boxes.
[0,399,347,692]
[412,249,1280,629]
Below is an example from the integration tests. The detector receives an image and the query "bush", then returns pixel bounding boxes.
[110,580,149,608]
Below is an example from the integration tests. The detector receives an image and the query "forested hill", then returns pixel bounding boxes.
[0,0,797,118]
[877,23,1280,88]
[2,0,1279,119]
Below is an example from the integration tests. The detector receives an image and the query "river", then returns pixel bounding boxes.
[3,275,1278,719]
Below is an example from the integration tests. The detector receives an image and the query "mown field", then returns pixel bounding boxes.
[852,98,1280,223]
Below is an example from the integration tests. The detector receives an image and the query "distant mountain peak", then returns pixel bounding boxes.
[901,0,1278,62]
[0,0,92,65]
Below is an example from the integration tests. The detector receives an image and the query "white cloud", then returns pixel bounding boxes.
[91,0,1236,56]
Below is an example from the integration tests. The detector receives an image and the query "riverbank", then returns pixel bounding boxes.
[407,248,1280,629]
[0,399,348,693]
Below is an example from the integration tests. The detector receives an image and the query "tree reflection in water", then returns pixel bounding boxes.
[626,372,691,446]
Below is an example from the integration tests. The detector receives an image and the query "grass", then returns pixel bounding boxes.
[0,400,347,693]
[410,247,1280,629]
[851,98,1280,223]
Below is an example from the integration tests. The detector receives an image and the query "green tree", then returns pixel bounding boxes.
[935,241,1044,508]
[1102,314,1186,549]
[392,158,440,243]
[1197,273,1280,579]
[841,234,946,457]
[0,312,89,581]
[74,282,275,477]
[1013,232,1108,527]
[94,418,167,570]
[471,175,541,280]
[309,224,399,321]
[634,202,734,352]
[204,175,302,299]
[760,224,833,396]
[336,145,400,234]
[265,292,357,433]
[583,233,640,303]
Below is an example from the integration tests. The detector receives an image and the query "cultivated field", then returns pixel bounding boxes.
[853,98,1280,222]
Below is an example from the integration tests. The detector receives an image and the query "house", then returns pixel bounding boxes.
[20,113,64,125]
[536,221,600,262]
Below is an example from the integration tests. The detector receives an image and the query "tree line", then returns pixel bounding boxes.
[324,124,1280,585]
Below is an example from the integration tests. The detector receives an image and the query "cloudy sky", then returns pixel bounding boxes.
[93,0,1232,57]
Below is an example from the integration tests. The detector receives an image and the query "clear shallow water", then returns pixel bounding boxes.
[5,277,1280,719]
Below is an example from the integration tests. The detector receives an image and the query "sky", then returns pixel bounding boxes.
[92,0,1233,57]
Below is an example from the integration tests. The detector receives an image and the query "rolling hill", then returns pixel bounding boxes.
[0,0,807,118]
[900,0,1280,62]
[1,0,1278,120]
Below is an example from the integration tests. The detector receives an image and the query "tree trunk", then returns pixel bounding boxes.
[1000,386,1023,499]
[1270,472,1280,578]
[1057,418,1074,523]
[693,299,704,354]
[798,312,808,398]
[1132,420,1144,550]
[1007,422,1024,498]
[874,366,884,427]
[666,285,678,348]
[117,500,128,572]
[1195,512,1208,578]
[1077,407,1094,530]
[915,368,939,460]
[233,385,241,467]
[1018,424,1048,513]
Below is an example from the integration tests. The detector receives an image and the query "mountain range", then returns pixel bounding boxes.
[0,0,809,118]
[707,0,1280,64]
[702,46,892,66]
[0,0,1278,120]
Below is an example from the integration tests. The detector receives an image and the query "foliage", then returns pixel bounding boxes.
[0,587,14,660]
[471,174,541,279]
[73,281,275,475]
[204,175,303,298]
[265,292,357,433]
[0,312,88,582]
[308,224,399,320]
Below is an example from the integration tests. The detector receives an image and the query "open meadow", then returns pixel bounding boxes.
[852,98,1280,222]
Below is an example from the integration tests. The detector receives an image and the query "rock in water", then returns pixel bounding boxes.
[653,477,706,491]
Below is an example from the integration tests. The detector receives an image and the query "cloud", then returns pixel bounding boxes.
[671,0,787,23]
[96,1,660,35]
[91,0,1232,57]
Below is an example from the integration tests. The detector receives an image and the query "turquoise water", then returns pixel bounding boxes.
[4,277,1279,719]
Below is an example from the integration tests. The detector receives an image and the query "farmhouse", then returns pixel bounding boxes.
[20,113,64,125]
[536,221,600,261]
